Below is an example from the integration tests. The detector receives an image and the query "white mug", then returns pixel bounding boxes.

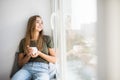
[31,47,38,55]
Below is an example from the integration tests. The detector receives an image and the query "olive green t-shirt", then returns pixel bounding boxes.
[18,35,54,64]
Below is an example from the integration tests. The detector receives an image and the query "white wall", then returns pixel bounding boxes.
[0,0,52,80]
[97,0,120,80]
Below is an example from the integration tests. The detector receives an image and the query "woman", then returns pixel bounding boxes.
[11,15,56,80]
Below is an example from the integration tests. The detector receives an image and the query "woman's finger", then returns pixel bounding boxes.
[31,53,38,58]
[27,45,29,48]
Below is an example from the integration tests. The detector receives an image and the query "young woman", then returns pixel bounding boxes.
[11,15,56,80]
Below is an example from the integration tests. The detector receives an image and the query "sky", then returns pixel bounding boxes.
[71,0,97,29]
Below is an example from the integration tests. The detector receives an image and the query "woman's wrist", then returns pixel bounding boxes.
[26,53,31,58]
[38,51,42,56]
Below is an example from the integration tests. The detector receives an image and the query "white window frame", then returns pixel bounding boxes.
[51,0,67,80]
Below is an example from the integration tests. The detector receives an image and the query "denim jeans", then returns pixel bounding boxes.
[11,62,55,80]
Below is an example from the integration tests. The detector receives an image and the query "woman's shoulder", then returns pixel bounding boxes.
[43,35,52,42]
[43,35,54,48]
[19,38,25,43]
[21,38,25,41]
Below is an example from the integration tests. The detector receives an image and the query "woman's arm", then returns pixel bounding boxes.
[18,53,31,68]
[18,46,33,67]
[38,48,56,64]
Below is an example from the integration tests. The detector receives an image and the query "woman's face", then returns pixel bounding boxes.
[35,17,43,32]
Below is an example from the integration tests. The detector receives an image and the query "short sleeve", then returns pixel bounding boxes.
[46,36,54,48]
[18,39,25,53]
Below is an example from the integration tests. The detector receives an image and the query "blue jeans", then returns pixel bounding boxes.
[11,62,56,80]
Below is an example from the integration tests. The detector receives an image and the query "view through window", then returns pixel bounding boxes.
[64,0,97,80]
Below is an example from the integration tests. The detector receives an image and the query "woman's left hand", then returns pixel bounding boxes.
[31,51,41,58]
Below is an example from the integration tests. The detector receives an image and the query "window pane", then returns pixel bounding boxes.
[65,0,97,80]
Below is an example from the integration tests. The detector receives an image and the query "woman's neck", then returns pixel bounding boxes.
[32,32,39,40]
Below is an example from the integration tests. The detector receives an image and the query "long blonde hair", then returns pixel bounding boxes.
[24,15,44,53]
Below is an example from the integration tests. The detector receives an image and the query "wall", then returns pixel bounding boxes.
[0,0,52,80]
[97,0,120,80]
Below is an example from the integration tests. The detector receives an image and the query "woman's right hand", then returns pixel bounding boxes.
[26,45,33,57]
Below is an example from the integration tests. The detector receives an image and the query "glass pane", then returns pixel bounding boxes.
[65,0,97,80]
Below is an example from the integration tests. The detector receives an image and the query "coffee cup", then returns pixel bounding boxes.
[31,47,38,55]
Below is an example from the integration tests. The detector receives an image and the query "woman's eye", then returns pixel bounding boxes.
[41,22,43,24]
[36,21,39,23]
[36,20,43,24]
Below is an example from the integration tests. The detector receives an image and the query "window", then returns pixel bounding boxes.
[52,0,97,80]
[66,0,97,80]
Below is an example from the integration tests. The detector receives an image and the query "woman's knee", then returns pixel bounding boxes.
[11,69,31,80]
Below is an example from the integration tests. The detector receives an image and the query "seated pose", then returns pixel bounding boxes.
[11,15,56,80]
